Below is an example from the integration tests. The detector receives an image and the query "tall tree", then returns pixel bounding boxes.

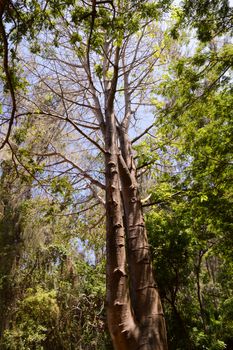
[16,1,173,348]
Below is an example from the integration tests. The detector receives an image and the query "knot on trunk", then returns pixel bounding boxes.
[112,199,118,207]
[113,267,127,277]
[108,160,116,167]
[114,223,122,228]
[129,183,138,190]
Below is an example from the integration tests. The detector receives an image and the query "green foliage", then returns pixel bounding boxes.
[0,134,110,349]
[0,189,111,349]
[1,1,232,349]
[2,288,59,350]
[144,22,233,348]
[50,177,73,204]
[171,0,233,41]
[134,138,160,169]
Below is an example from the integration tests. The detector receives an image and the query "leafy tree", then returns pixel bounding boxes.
[0,109,109,348]
[142,18,233,349]
[0,155,111,349]
[172,0,233,42]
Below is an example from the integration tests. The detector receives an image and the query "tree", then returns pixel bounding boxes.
[0,118,110,349]
[12,1,173,348]
[2,0,231,349]
[172,0,233,42]
[140,16,233,349]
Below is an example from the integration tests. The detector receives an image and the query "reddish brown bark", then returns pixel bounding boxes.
[105,111,167,349]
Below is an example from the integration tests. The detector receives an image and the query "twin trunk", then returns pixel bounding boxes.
[105,113,168,350]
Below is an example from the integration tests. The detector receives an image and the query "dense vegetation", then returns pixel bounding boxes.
[0,0,232,349]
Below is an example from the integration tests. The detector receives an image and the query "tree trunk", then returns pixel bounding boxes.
[105,113,168,349]
[0,162,23,335]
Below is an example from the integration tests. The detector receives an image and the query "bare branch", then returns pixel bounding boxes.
[0,14,17,150]
[89,184,105,206]
[121,46,131,131]
[107,46,120,112]
[34,151,105,190]
[67,117,105,153]
[54,202,100,216]
[132,123,155,144]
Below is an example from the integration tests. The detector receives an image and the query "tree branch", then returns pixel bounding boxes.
[0,11,17,150]
[132,123,154,144]
[34,151,105,190]
[107,46,120,112]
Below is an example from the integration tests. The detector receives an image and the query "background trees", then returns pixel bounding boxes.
[142,7,233,349]
[0,0,232,349]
